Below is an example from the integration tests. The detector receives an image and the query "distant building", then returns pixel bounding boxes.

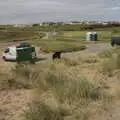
[14,24,26,27]
[13,24,32,27]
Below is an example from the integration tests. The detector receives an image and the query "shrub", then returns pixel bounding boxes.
[83,56,99,64]
[24,102,64,120]
[116,53,120,69]
[0,73,13,90]
[101,56,117,76]
[0,71,32,90]
[101,51,120,76]
[34,69,101,103]
[23,69,101,120]
[24,92,70,120]
[22,59,113,120]
[62,58,80,66]
[99,47,120,76]
[98,49,113,58]
[9,64,34,89]
[12,64,31,79]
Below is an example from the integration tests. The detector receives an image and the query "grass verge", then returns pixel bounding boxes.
[31,40,86,53]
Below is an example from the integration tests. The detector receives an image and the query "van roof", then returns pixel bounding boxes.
[7,46,16,49]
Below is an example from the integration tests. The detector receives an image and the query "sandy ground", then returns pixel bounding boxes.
[0,90,31,120]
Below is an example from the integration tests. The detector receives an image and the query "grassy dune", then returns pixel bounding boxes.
[0,46,120,120]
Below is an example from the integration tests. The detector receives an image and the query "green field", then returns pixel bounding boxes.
[0,26,45,42]
[31,30,114,52]
[58,27,120,43]
[1,25,120,52]
[62,31,112,42]
[31,39,86,53]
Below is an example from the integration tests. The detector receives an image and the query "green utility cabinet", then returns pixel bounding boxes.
[87,32,98,41]
[92,33,98,41]
[16,44,37,62]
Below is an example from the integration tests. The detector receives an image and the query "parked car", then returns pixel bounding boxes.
[111,36,120,47]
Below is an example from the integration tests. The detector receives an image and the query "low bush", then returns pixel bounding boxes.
[98,49,113,58]
[24,102,64,120]
[100,48,120,76]
[82,56,99,64]
[62,58,80,66]
[23,68,101,120]
[116,53,120,69]
[0,72,31,90]
[32,65,102,103]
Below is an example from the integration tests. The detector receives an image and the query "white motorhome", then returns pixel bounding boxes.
[2,43,37,62]
[2,46,16,61]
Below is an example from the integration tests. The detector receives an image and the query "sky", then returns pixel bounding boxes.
[0,0,120,24]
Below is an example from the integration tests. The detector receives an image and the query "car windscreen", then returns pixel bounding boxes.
[4,48,9,53]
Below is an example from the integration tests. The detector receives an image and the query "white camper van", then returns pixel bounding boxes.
[2,46,16,61]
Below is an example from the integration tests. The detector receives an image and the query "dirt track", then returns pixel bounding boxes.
[62,43,111,57]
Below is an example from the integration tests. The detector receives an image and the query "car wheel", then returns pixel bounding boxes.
[3,56,7,61]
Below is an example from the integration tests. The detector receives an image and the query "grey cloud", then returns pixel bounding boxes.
[0,0,120,24]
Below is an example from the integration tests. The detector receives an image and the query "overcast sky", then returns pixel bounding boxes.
[0,0,120,24]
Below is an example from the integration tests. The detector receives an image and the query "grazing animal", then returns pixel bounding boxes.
[52,52,62,60]
[111,36,120,47]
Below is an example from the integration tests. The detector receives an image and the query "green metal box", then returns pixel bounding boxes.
[16,45,36,62]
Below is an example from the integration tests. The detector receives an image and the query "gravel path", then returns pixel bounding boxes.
[36,43,111,63]
[62,43,111,57]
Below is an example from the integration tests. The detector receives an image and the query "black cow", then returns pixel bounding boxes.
[52,52,62,60]
[111,36,120,47]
